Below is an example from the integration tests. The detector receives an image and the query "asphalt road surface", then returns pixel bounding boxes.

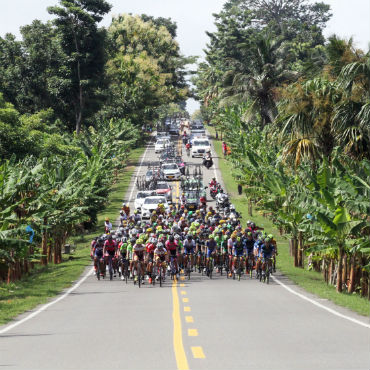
[1,133,369,370]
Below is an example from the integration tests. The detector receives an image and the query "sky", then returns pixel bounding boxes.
[1,0,369,113]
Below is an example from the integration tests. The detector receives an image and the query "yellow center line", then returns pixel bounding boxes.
[185,316,194,323]
[172,279,189,370]
[180,283,185,287]
[191,347,206,359]
[182,297,189,303]
[184,306,191,312]
[180,291,187,295]
[188,329,198,337]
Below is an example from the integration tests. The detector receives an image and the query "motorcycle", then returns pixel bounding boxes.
[216,193,230,210]
[209,186,218,199]
[202,157,213,169]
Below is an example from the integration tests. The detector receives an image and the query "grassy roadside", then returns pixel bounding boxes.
[208,125,370,317]
[0,145,145,325]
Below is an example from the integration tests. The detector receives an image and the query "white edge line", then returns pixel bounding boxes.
[127,138,152,204]
[271,275,370,329]
[1,138,153,335]
[0,267,94,335]
[208,130,369,330]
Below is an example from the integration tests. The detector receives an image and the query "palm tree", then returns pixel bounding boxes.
[220,34,298,127]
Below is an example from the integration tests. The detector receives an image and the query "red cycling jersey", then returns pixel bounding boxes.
[165,240,178,251]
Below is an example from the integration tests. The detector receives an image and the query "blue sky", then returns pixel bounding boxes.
[1,0,369,112]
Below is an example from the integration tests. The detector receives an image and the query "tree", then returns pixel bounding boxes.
[48,0,112,134]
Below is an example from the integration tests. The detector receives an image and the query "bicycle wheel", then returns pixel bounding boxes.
[138,263,141,288]
[159,267,162,287]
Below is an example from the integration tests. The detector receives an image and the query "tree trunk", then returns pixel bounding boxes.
[348,254,356,293]
[342,254,347,291]
[336,246,344,293]
[294,239,298,267]
[297,231,303,268]
[289,239,293,256]
[41,217,48,265]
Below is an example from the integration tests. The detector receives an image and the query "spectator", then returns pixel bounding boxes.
[222,141,227,156]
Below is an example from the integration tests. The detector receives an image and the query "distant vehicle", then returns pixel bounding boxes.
[155,181,173,203]
[155,139,171,153]
[134,190,157,212]
[169,125,179,136]
[161,163,181,181]
[191,129,206,136]
[141,196,169,219]
[191,138,211,157]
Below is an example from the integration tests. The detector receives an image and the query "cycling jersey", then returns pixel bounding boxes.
[104,240,116,256]
[261,244,275,259]
[233,242,245,256]
[165,240,178,257]
[94,245,104,258]
[244,239,255,254]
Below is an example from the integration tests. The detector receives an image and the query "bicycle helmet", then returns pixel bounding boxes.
[169,235,175,242]
[157,242,164,248]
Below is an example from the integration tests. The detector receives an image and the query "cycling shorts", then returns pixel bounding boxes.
[262,254,273,260]
[135,252,144,261]
[207,249,215,258]
[156,255,166,262]
[234,251,244,257]
[169,249,177,257]
[184,247,194,255]
[148,253,154,262]
[107,250,115,257]
[95,251,103,258]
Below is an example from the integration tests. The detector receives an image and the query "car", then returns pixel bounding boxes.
[145,168,163,185]
[191,138,211,157]
[155,181,173,203]
[184,190,200,211]
[156,132,171,141]
[155,139,171,153]
[141,196,169,219]
[134,190,157,212]
[169,125,179,135]
[191,129,206,136]
[161,163,181,181]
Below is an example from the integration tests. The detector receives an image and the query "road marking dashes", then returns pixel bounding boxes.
[188,329,198,336]
[191,347,206,359]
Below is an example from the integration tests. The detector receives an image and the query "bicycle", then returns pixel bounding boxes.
[169,256,177,280]
[184,254,192,280]
[246,254,254,279]
[133,260,144,288]
[262,257,273,284]
[233,256,243,281]
[106,254,114,280]
[121,258,130,284]
[207,255,214,279]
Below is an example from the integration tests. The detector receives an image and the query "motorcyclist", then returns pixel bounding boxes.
[203,150,213,168]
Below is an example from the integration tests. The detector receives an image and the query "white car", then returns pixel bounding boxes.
[134,191,157,212]
[192,138,211,157]
[141,196,169,219]
[161,163,181,181]
[155,139,171,153]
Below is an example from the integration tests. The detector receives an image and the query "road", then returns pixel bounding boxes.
[1,133,369,370]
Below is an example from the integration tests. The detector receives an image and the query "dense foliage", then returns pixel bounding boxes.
[194,0,370,297]
[0,0,191,282]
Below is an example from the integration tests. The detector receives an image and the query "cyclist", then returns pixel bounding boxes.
[165,235,179,278]
[132,238,146,283]
[232,236,246,276]
[103,235,117,280]
[104,218,112,234]
[146,238,156,284]
[93,238,105,276]
[244,232,255,274]
[261,238,275,274]
[154,242,167,281]
[183,234,196,274]
[205,234,217,275]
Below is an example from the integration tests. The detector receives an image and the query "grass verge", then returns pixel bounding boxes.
[208,125,370,317]
[0,145,146,325]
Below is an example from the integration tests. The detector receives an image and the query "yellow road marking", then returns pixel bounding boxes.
[180,276,185,281]
[188,329,198,336]
[191,347,206,359]
[180,291,187,295]
[185,316,194,323]
[182,298,189,303]
[172,280,189,370]
[180,283,185,287]
[184,306,191,312]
